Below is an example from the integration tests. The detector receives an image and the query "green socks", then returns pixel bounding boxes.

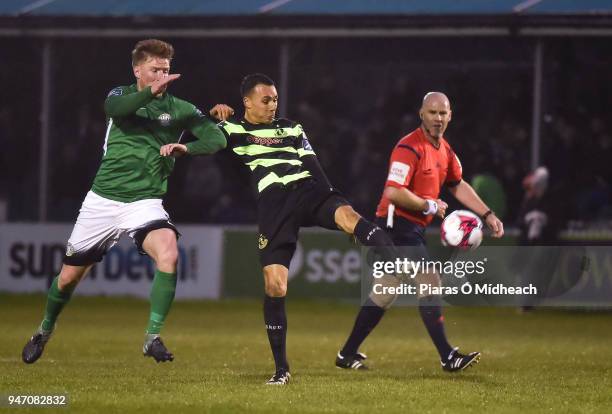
[41,276,75,332]
[146,270,177,335]
[40,271,176,335]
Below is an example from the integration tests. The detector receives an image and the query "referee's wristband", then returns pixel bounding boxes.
[423,199,438,216]
[481,210,494,221]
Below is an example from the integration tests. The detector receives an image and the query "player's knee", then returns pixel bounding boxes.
[369,291,398,310]
[263,267,288,297]
[155,246,179,270]
[335,205,361,233]
[369,274,400,309]
[415,273,441,298]
[265,281,287,297]
[58,265,86,290]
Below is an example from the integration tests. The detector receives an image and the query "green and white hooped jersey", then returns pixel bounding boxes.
[219,117,316,197]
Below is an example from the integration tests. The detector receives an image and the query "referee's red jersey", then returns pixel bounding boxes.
[375,127,463,227]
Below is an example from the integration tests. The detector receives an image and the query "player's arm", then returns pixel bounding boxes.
[448,180,504,237]
[444,149,504,237]
[383,147,446,218]
[104,76,180,118]
[160,105,227,157]
[186,117,227,155]
[104,86,154,117]
[295,126,334,191]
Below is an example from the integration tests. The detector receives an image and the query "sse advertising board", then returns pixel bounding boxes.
[0,223,223,299]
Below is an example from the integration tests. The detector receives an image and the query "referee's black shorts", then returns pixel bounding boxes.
[257,179,349,268]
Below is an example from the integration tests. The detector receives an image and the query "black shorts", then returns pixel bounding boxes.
[257,179,349,268]
[375,215,430,261]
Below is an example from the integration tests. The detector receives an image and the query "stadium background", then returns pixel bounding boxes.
[1,1,611,412]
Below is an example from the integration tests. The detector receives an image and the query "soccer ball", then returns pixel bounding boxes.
[440,210,483,249]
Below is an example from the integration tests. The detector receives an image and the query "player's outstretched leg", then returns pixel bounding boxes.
[263,264,290,385]
[22,265,84,364]
[141,229,178,363]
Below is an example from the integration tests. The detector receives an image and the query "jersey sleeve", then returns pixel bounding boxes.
[295,124,316,157]
[104,86,154,118]
[183,104,227,155]
[385,144,419,188]
[445,146,463,187]
[295,125,334,190]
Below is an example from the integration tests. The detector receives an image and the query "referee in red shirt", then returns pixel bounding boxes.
[336,92,504,372]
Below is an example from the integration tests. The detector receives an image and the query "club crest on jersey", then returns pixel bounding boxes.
[275,128,285,136]
[258,234,268,249]
[158,113,172,126]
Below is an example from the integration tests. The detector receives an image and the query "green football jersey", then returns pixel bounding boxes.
[91,84,226,203]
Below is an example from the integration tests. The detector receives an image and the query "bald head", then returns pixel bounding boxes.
[421,92,451,110]
[419,91,452,141]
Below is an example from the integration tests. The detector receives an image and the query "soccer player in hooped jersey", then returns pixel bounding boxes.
[21,39,226,364]
[337,92,504,372]
[163,73,399,385]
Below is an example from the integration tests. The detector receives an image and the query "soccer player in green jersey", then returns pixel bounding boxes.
[164,73,398,384]
[22,39,226,364]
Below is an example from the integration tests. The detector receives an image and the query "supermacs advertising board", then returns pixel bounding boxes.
[0,223,223,299]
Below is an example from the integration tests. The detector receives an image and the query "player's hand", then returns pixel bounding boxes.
[209,104,235,121]
[486,214,504,238]
[435,199,448,219]
[160,143,188,157]
[150,74,181,96]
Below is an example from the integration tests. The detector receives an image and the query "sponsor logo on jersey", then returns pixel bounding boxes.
[247,135,284,146]
[388,161,410,185]
[258,234,268,249]
[158,113,172,126]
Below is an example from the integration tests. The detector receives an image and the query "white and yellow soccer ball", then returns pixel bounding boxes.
[440,210,483,249]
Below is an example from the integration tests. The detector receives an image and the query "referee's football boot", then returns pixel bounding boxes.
[22,325,53,364]
[335,351,368,370]
[266,369,291,385]
[143,334,174,362]
[441,347,481,372]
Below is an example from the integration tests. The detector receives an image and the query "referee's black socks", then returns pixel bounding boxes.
[341,297,385,357]
[263,295,289,372]
[418,295,453,360]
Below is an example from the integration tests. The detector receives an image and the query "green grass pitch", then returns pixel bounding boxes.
[1,294,611,413]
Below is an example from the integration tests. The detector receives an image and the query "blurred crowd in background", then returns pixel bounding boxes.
[1,36,610,228]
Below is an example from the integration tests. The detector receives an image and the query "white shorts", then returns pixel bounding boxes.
[64,191,178,266]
